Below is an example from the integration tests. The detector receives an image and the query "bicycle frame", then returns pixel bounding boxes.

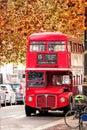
[64,106,87,130]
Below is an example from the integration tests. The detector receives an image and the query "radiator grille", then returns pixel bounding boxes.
[37,95,46,107]
[47,95,55,108]
[37,94,56,108]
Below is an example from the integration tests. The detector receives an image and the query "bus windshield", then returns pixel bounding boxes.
[27,71,45,87]
[27,71,71,87]
[52,74,71,86]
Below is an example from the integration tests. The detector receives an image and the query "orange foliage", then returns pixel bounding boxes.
[0,0,85,65]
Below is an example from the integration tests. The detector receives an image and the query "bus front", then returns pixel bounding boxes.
[25,33,73,116]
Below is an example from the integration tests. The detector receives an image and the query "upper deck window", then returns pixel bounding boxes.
[49,41,66,52]
[30,41,46,52]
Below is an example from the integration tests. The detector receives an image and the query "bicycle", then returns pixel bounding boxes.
[64,95,87,130]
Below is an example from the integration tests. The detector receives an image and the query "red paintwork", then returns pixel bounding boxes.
[25,32,83,112]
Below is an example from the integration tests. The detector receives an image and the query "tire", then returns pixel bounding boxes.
[63,102,73,115]
[64,110,80,129]
[25,105,32,116]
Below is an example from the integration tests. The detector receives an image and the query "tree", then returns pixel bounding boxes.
[0,0,85,65]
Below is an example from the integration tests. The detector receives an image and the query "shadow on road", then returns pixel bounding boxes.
[31,110,64,117]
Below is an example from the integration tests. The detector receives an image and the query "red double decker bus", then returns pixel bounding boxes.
[25,32,84,116]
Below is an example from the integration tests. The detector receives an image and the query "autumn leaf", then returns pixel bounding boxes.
[0,0,85,65]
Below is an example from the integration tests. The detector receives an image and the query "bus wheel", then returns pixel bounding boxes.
[25,105,31,116]
[63,102,73,115]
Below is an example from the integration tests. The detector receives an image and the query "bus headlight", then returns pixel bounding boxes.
[60,97,66,103]
[28,96,33,102]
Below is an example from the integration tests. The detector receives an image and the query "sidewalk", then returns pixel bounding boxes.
[33,117,87,130]
[44,123,87,130]
[33,116,87,130]
[44,121,87,130]
[44,123,74,130]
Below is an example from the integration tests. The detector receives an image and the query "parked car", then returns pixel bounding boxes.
[0,85,6,106]
[10,83,24,104]
[0,84,16,105]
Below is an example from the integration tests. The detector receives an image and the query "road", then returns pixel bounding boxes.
[0,105,64,130]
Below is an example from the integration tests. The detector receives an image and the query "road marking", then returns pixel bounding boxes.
[1,114,25,119]
[14,115,26,119]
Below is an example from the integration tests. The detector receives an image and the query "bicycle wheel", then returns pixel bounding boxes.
[84,106,87,113]
[64,110,80,129]
[79,119,83,130]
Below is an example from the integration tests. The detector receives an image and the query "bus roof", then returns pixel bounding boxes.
[28,32,81,43]
[28,32,67,41]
